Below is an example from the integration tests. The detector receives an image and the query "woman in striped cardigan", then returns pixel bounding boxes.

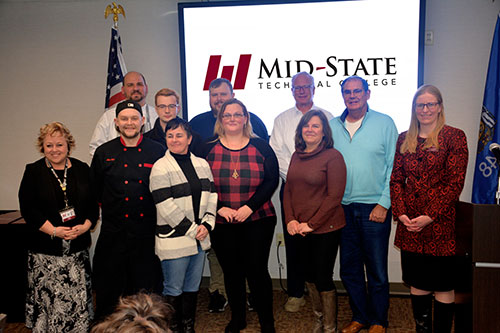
[150,118,217,333]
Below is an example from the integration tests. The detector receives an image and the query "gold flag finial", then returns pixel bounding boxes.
[105,2,125,28]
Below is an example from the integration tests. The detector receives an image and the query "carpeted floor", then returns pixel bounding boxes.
[5,288,416,332]
[194,289,415,333]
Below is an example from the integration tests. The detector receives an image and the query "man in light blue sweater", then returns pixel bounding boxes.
[329,76,398,333]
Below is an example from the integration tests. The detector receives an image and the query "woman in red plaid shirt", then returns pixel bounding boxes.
[204,98,279,333]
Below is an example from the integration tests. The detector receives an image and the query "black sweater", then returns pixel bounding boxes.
[19,157,99,255]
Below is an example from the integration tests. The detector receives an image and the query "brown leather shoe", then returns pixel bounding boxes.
[368,324,386,333]
[341,321,366,333]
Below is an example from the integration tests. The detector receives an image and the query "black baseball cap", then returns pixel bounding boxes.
[116,100,143,116]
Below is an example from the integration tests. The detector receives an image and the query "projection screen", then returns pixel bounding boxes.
[178,0,425,134]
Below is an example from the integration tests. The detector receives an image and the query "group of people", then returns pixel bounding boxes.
[18,71,468,333]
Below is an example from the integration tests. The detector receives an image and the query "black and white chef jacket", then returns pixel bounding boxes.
[90,135,166,238]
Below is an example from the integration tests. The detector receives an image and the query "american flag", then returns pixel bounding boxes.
[105,27,127,110]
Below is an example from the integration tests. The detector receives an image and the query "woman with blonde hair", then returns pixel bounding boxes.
[19,122,98,332]
[204,98,279,333]
[390,85,468,333]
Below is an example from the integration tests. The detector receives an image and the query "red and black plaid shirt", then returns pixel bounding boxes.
[206,138,278,224]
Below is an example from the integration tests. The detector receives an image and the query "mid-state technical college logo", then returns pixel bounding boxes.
[203,55,252,90]
[203,54,398,91]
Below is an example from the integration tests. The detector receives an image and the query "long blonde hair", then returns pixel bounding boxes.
[400,85,445,153]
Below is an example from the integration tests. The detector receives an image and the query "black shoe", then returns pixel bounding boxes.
[224,320,247,333]
[208,290,227,313]
[183,318,195,333]
[247,293,255,312]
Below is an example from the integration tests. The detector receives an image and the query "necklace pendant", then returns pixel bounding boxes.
[232,169,239,179]
[61,185,66,191]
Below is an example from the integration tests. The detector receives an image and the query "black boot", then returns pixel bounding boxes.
[182,292,198,333]
[433,300,454,333]
[411,294,432,333]
[165,295,183,333]
[224,321,247,333]
[224,292,247,333]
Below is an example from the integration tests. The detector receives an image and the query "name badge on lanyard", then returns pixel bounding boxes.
[47,158,77,223]
[59,206,76,222]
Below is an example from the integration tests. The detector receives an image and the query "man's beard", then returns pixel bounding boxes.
[121,130,140,139]
[115,125,145,138]
[130,91,145,103]
[211,105,222,116]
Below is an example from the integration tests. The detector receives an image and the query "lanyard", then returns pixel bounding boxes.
[46,158,70,208]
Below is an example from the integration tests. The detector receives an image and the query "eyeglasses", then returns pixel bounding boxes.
[342,89,364,97]
[292,85,313,92]
[156,104,178,110]
[221,113,245,120]
[415,102,440,111]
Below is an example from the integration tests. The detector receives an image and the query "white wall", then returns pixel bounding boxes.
[1,0,499,282]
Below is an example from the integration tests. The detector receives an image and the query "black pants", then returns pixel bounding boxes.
[211,216,276,328]
[280,182,305,298]
[92,233,160,321]
[298,230,341,292]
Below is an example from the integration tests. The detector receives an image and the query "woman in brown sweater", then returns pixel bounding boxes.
[284,110,347,333]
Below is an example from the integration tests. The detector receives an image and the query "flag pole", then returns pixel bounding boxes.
[104,3,127,110]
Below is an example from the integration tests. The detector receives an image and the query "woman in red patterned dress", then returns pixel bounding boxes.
[390,85,468,333]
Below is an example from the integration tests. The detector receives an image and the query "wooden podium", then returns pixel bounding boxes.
[0,211,29,322]
[456,202,500,332]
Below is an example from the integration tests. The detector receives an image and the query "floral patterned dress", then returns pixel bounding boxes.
[26,247,93,332]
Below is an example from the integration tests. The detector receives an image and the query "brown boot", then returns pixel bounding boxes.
[320,290,337,333]
[305,282,323,333]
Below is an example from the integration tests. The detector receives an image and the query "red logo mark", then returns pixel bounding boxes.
[203,54,252,90]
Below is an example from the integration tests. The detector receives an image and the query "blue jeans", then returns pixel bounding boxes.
[161,244,205,297]
[340,203,391,327]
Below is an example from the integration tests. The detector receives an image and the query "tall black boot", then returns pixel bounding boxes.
[165,295,183,333]
[433,300,454,333]
[182,292,198,333]
[411,294,432,333]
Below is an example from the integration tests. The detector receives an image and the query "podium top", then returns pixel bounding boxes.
[0,211,25,225]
